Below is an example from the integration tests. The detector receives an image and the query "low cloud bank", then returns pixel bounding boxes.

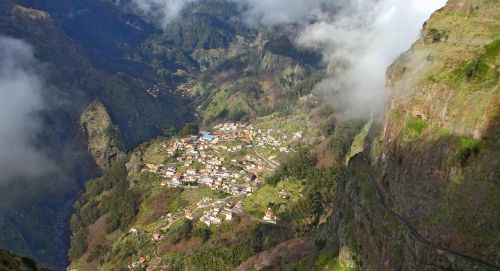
[131,0,198,26]
[0,36,56,185]
[296,0,447,115]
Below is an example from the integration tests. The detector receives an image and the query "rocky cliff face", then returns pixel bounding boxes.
[80,101,123,169]
[328,0,499,269]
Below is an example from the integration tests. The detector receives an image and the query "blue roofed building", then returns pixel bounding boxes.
[200,131,215,141]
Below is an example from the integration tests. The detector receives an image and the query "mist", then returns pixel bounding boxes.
[131,0,198,26]
[0,36,56,185]
[131,0,446,115]
[296,0,447,116]
[130,0,333,27]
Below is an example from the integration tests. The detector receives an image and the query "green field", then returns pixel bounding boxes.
[243,178,303,217]
[181,187,228,207]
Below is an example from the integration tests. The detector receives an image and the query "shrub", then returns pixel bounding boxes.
[265,147,341,233]
[401,117,428,142]
[86,244,108,263]
[456,137,485,167]
[427,28,448,43]
[179,123,199,137]
[193,222,211,242]
[68,228,87,260]
[331,119,367,160]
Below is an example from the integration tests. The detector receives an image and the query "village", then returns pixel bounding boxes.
[126,122,303,270]
[139,122,300,227]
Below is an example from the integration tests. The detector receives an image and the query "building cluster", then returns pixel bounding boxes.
[145,85,161,98]
[134,122,302,242]
[158,198,243,234]
[213,122,298,154]
[125,122,306,270]
[128,256,147,270]
[263,208,277,224]
[197,197,243,227]
[142,122,298,197]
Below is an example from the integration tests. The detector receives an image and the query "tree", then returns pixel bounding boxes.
[68,229,87,260]
[179,123,199,137]
[193,222,211,242]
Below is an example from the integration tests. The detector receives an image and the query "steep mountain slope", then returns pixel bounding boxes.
[325,0,499,269]
[80,101,124,169]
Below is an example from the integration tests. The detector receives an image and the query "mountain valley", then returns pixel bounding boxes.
[0,0,498,271]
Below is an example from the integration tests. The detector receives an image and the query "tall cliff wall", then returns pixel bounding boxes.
[328,0,499,269]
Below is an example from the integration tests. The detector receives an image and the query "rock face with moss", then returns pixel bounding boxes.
[327,0,499,269]
[80,101,123,169]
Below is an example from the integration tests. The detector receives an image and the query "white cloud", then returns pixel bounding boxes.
[236,0,331,25]
[0,36,57,185]
[295,0,447,116]
[132,0,198,26]
[131,0,333,27]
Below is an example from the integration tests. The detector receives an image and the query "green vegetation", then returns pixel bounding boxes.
[69,156,138,261]
[453,40,499,91]
[0,249,49,271]
[428,39,500,93]
[180,187,226,206]
[264,36,322,67]
[175,243,253,270]
[79,100,123,168]
[135,186,185,225]
[154,1,254,52]
[243,178,304,217]
[314,250,339,270]
[104,178,138,233]
[166,222,292,270]
[166,219,194,244]
[192,222,211,242]
[86,244,108,263]
[314,253,357,271]
[331,119,368,162]
[179,123,200,137]
[276,249,359,271]
[0,2,193,266]
[426,28,448,43]
[401,117,428,142]
[456,137,485,167]
[200,73,322,125]
[203,87,256,123]
[265,149,342,233]
[391,29,500,261]
[346,121,371,165]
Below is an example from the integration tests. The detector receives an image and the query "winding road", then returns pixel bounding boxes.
[359,153,500,270]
